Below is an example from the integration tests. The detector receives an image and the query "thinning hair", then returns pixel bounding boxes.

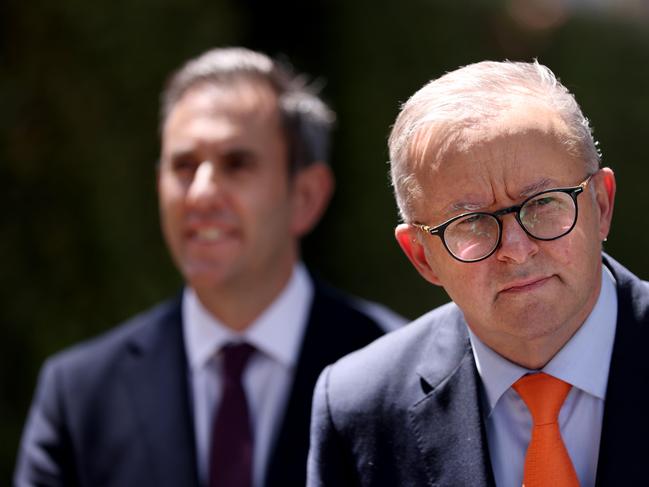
[388,60,601,221]
[160,47,335,172]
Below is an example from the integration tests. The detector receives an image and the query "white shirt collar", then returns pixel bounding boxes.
[183,263,314,371]
[469,266,618,415]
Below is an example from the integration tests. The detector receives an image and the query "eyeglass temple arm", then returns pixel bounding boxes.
[413,223,438,235]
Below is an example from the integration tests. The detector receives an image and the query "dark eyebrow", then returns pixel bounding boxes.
[166,145,258,164]
[222,147,256,159]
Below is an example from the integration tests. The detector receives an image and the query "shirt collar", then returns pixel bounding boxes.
[183,263,314,371]
[469,266,618,416]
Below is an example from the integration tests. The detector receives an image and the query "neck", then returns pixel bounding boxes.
[194,263,295,332]
[497,335,574,370]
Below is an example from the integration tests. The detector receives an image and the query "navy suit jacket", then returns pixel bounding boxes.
[308,255,649,486]
[15,280,388,487]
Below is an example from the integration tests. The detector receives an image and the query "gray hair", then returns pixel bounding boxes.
[160,47,335,172]
[388,60,601,220]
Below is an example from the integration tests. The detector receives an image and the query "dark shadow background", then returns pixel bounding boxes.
[3,0,649,482]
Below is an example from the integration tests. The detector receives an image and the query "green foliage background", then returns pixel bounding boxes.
[3,0,649,482]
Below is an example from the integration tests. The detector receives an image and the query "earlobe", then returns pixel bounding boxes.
[395,224,442,286]
[290,163,335,237]
[594,167,616,241]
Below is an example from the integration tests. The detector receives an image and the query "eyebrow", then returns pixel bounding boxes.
[449,201,485,213]
[167,147,194,159]
[519,178,557,198]
[444,178,559,215]
[167,144,256,161]
[163,143,199,162]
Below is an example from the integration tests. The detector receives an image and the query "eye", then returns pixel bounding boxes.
[222,150,257,174]
[450,214,490,234]
[448,213,497,239]
[458,213,486,226]
[524,193,572,215]
[529,196,556,207]
[170,155,199,175]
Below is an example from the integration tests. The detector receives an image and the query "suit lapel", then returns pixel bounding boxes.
[120,297,200,487]
[408,311,495,487]
[265,281,385,487]
[595,257,649,486]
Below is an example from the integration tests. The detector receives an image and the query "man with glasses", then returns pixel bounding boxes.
[308,61,646,486]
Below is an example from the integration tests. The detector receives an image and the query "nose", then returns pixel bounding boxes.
[186,161,223,208]
[495,213,539,264]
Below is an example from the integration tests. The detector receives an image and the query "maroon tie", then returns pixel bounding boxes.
[209,342,256,487]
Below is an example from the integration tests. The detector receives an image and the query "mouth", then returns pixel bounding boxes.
[499,276,554,294]
[194,227,224,242]
[186,225,234,244]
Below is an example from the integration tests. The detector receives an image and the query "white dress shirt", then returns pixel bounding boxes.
[182,263,313,487]
[468,267,618,487]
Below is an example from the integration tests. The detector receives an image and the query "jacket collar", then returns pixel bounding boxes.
[122,296,200,487]
[409,306,496,487]
[596,254,649,485]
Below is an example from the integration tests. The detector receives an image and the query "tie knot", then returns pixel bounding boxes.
[221,342,256,381]
[513,372,572,426]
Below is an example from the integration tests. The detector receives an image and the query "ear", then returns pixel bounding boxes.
[593,167,616,241]
[290,162,335,237]
[395,223,442,286]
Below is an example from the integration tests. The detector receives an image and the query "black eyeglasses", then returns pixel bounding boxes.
[412,173,595,263]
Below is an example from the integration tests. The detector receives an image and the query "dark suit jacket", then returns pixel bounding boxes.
[308,255,649,487]
[15,280,389,487]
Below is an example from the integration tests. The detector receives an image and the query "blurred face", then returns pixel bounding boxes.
[396,107,615,366]
[158,82,298,296]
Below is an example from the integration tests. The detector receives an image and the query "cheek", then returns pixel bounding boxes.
[444,279,492,329]
[542,238,575,268]
[546,213,601,268]
[434,260,489,307]
[158,180,186,229]
[234,189,269,222]
[245,178,292,218]
[233,190,292,249]
[158,175,182,205]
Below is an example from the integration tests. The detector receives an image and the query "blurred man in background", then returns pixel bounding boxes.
[15,47,403,487]
[308,60,647,486]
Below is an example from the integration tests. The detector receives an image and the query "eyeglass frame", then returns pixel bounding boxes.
[411,172,596,263]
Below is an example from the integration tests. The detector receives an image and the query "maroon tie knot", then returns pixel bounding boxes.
[221,342,256,382]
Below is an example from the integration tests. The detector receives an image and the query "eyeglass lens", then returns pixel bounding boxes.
[445,190,577,261]
[519,191,576,238]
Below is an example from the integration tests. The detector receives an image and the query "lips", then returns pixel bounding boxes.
[499,276,553,294]
[194,227,224,242]
[185,224,237,244]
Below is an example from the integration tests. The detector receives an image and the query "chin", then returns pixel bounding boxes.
[182,263,233,291]
[500,303,564,337]
[510,322,565,342]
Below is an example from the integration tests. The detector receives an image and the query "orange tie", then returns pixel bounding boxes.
[512,373,580,487]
